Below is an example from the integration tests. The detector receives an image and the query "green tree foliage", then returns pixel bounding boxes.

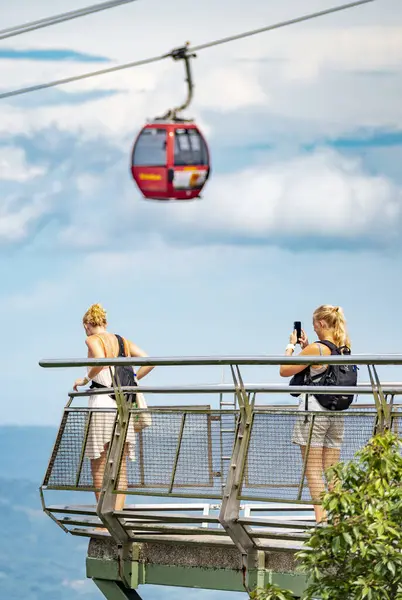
[251,431,402,600]
[249,583,295,600]
[297,430,402,600]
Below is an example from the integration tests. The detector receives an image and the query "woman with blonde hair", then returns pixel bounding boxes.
[73,303,154,512]
[279,305,352,523]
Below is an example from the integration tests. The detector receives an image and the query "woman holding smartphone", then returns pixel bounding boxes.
[279,304,351,523]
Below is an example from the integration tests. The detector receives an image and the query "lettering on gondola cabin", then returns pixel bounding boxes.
[139,173,162,181]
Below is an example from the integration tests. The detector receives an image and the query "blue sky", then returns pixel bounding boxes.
[0,0,402,426]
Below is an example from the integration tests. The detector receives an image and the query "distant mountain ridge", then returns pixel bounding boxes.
[0,427,239,599]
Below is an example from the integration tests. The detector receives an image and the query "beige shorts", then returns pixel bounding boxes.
[292,395,345,449]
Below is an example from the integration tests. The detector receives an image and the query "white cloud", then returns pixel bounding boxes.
[62,578,93,594]
[1,130,401,250]
[0,0,401,251]
[197,63,268,110]
[0,146,45,181]
[52,146,402,250]
[0,193,49,242]
[176,149,402,244]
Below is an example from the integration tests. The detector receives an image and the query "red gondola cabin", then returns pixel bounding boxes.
[131,121,210,201]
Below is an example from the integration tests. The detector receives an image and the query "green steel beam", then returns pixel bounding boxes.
[87,557,120,582]
[266,572,308,598]
[143,564,255,591]
[86,555,308,596]
[93,579,143,600]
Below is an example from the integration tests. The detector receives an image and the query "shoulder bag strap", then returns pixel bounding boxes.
[94,334,108,356]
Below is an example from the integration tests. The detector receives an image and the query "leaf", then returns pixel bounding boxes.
[298,431,402,600]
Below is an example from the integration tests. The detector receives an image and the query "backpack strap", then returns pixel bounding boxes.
[114,334,126,357]
[316,340,340,355]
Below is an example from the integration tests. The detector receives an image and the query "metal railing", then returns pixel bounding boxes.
[39,354,402,590]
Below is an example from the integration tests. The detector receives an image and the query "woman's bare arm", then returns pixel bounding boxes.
[127,340,154,380]
[279,342,329,378]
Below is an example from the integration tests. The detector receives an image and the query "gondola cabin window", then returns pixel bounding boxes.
[132,128,167,167]
[174,128,208,166]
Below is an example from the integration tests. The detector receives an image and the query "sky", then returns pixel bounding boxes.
[0,0,401,426]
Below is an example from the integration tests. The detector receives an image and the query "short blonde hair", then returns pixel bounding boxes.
[83,303,107,327]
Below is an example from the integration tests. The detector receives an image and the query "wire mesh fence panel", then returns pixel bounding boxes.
[42,404,384,499]
[116,410,225,498]
[43,409,116,490]
[240,409,378,502]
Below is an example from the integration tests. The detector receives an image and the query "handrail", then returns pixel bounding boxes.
[39,354,402,368]
[68,383,402,397]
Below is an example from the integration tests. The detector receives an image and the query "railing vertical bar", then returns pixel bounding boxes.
[297,413,316,501]
[139,430,145,487]
[219,391,224,487]
[75,411,93,488]
[168,413,187,494]
[237,410,255,497]
[207,413,214,486]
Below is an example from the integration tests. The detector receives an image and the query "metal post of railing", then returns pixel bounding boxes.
[219,365,257,592]
[368,364,391,433]
[95,371,134,587]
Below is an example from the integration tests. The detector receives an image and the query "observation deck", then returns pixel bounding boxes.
[38,354,402,599]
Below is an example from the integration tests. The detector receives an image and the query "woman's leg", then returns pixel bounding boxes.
[90,447,109,532]
[91,445,108,502]
[322,447,341,491]
[300,445,326,523]
[91,442,129,510]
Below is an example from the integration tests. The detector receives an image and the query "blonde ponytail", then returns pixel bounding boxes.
[313,304,351,350]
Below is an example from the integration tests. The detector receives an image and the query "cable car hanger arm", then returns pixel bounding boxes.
[161,43,196,121]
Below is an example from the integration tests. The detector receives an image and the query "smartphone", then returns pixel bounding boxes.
[294,321,302,344]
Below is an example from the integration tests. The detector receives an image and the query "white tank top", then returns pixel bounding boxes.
[309,343,327,380]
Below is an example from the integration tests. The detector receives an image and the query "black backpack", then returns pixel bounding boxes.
[289,340,358,411]
[90,334,137,403]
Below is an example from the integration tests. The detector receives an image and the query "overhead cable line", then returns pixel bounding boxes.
[0,0,140,41]
[190,0,376,53]
[0,0,376,101]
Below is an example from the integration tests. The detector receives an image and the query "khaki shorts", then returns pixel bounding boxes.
[292,395,345,449]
